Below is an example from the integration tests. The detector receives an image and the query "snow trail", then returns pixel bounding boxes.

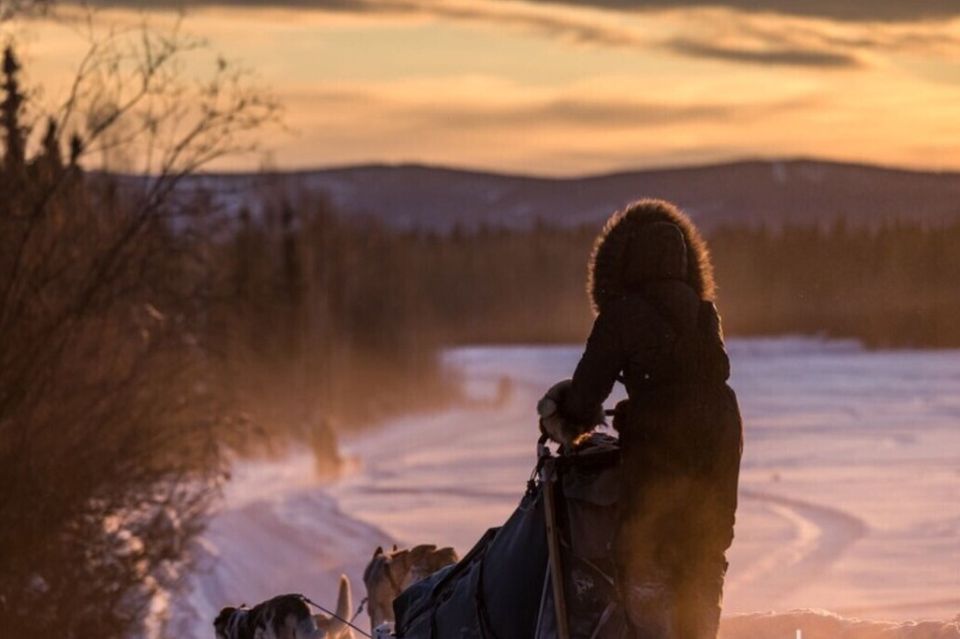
[727,490,868,606]
[172,339,960,638]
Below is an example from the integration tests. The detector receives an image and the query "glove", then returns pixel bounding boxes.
[537,380,600,448]
[536,379,570,421]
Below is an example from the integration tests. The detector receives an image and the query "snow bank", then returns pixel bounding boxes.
[721,610,960,639]
[168,453,393,638]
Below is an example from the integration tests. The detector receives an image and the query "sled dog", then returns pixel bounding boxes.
[363,544,458,631]
[213,574,354,639]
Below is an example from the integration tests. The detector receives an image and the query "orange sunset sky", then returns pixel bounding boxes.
[7,1,960,175]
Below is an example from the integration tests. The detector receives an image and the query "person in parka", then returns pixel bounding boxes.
[538,199,743,638]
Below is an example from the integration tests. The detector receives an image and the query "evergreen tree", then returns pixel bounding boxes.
[38,117,62,170]
[68,132,82,167]
[1,46,27,175]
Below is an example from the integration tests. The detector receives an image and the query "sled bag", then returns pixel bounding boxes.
[393,433,627,639]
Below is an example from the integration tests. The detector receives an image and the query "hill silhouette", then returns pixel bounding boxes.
[193,158,960,231]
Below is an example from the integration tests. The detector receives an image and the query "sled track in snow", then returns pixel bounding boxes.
[728,489,868,605]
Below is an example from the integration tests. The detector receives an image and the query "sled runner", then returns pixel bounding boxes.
[391,431,630,639]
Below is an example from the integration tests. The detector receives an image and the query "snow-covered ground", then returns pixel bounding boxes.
[172,338,960,638]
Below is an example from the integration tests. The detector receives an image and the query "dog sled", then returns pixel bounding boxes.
[388,431,629,639]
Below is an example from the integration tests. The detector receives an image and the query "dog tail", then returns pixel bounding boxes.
[329,574,353,638]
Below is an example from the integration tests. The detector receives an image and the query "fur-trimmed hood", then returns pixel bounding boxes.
[588,199,715,314]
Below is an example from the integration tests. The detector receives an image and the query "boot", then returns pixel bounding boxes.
[620,575,675,639]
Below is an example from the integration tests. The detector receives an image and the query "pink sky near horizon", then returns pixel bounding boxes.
[7,1,960,175]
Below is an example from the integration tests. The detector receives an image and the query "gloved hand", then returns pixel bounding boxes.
[537,379,597,448]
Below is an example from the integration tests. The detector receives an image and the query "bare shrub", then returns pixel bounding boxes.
[0,13,277,636]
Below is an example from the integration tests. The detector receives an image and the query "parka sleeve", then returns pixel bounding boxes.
[561,308,624,426]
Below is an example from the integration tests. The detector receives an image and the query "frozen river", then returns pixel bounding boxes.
[172,338,960,637]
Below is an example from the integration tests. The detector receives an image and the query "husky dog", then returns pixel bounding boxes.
[213,574,354,639]
[362,544,458,631]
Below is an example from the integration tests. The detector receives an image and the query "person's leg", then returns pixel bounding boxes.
[615,410,690,638]
[619,566,676,639]
[614,511,677,639]
[673,562,724,639]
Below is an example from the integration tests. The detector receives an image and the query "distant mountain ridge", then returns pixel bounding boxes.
[190,159,960,232]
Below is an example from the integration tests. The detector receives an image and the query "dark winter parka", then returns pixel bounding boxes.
[559,199,743,637]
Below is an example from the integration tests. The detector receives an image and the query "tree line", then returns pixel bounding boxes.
[252,210,958,350]
[711,222,960,347]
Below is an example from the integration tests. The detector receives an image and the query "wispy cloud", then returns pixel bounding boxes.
[519,0,960,23]
[280,78,824,131]
[77,0,960,22]
[68,0,960,69]
[31,0,960,173]
[665,38,860,68]
[269,80,836,172]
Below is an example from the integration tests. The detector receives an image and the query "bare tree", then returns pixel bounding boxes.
[0,11,278,638]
